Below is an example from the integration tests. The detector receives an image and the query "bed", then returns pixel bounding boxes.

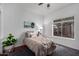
[23,32,56,56]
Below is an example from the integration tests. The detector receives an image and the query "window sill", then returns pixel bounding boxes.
[53,36,75,40]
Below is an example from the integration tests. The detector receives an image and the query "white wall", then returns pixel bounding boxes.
[0,3,24,53]
[43,4,79,50]
[0,3,44,53]
[43,22,52,37]
[22,10,44,31]
[1,4,23,38]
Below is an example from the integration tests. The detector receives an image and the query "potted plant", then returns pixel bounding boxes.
[2,33,17,53]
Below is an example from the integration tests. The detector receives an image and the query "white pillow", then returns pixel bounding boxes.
[32,34,37,38]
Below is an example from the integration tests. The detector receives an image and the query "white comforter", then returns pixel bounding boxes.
[23,35,56,56]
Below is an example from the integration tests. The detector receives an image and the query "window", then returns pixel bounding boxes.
[53,23,61,36]
[53,16,74,38]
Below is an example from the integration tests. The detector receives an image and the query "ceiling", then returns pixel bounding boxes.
[21,3,73,16]
[0,3,73,16]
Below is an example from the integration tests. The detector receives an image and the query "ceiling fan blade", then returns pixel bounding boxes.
[47,4,50,8]
[38,3,43,6]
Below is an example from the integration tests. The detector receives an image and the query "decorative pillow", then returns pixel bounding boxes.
[25,32,32,38]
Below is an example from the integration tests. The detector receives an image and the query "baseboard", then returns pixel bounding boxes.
[56,43,79,51]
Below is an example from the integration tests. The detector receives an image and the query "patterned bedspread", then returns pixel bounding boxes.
[23,35,56,56]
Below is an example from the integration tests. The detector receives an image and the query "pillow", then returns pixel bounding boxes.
[32,34,37,38]
[25,32,32,38]
[31,31,41,37]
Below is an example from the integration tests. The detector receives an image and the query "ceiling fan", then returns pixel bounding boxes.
[38,3,50,8]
